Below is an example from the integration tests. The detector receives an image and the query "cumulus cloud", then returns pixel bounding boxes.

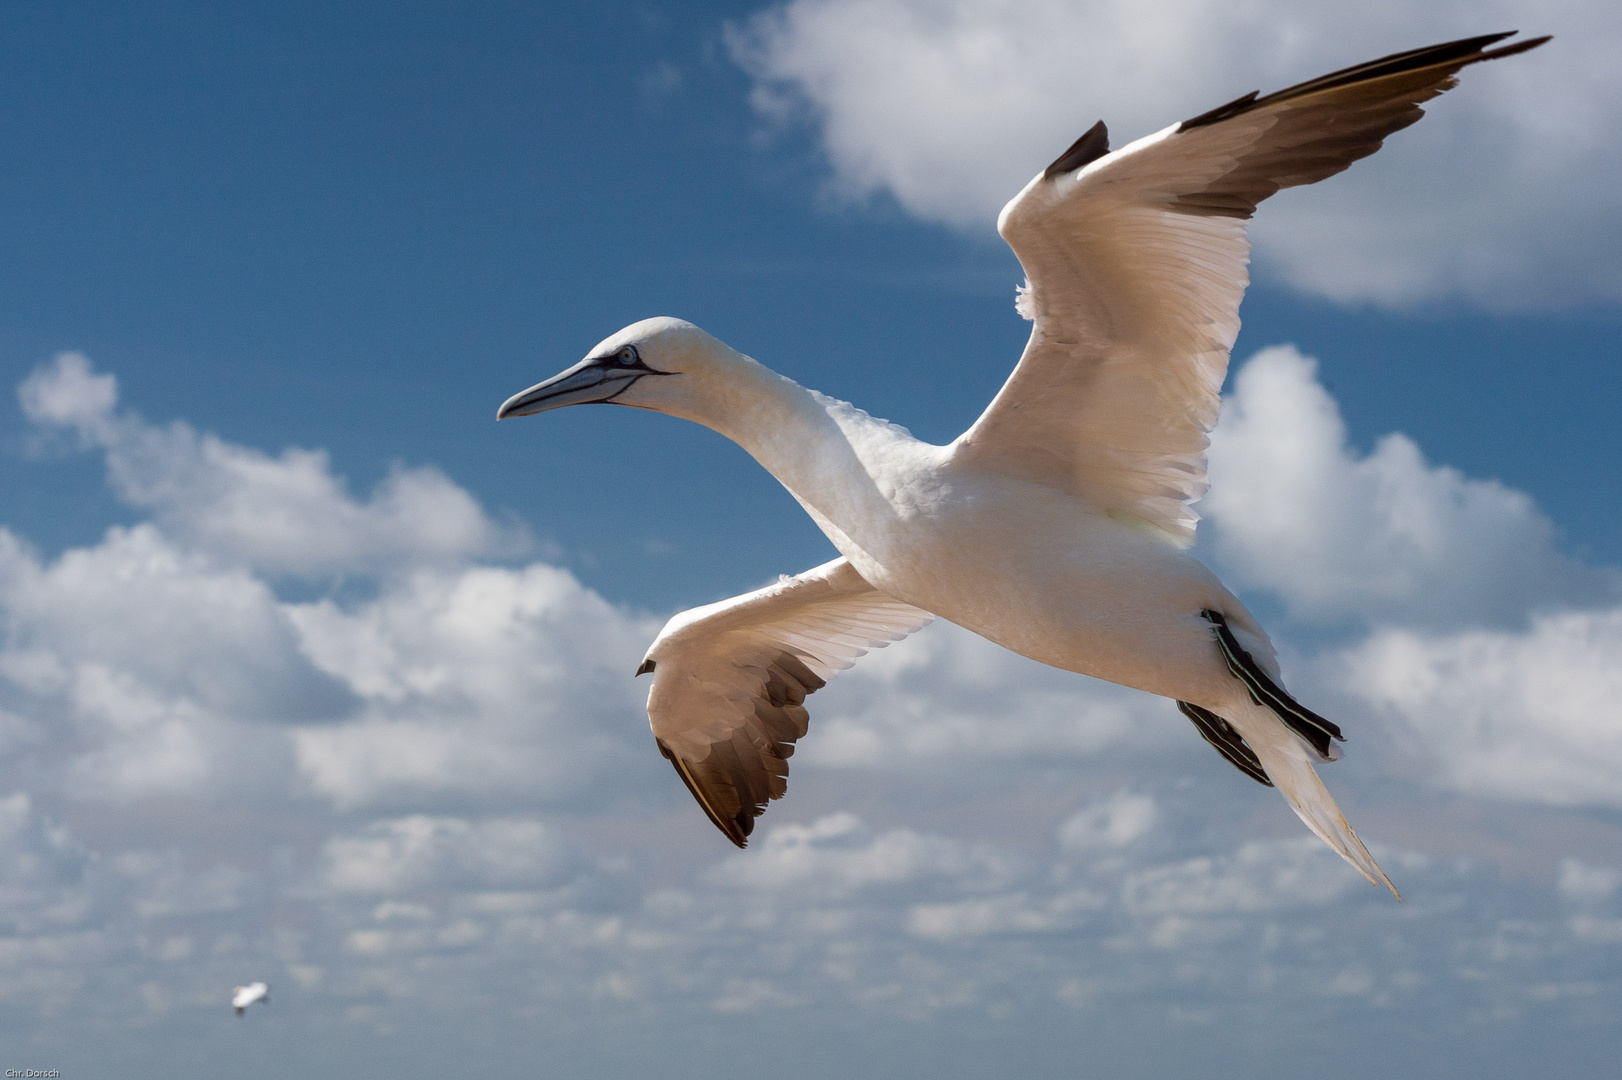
[0,523,353,723]
[728,0,1621,308]
[805,619,1185,772]
[1341,609,1622,808]
[1196,347,1622,812]
[1057,788,1158,853]
[19,353,522,577]
[0,522,334,802]
[287,563,652,811]
[5,352,1622,1073]
[1560,859,1622,906]
[314,815,587,895]
[0,354,657,812]
[708,811,1022,899]
[244,806,1614,1042]
[1202,346,1617,628]
[1120,839,1360,922]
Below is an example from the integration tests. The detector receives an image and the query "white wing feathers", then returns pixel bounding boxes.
[976,132,1247,546]
[957,32,1548,547]
[639,557,933,846]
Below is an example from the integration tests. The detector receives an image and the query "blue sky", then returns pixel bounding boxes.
[1,2,1620,1077]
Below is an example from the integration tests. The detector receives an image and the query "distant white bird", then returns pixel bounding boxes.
[499,33,1549,898]
[232,981,269,1016]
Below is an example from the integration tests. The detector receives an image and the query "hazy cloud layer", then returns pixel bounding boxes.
[3,352,1621,1076]
[728,0,1621,309]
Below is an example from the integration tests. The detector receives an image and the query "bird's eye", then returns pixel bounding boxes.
[616,346,638,366]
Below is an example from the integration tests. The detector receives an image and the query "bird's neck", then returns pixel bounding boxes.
[672,356,928,552]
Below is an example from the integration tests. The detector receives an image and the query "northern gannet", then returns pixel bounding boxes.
[499,33,1549,898]
[232,981,269,1015]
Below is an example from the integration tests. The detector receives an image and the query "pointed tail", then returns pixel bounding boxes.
[1246,729,1401,900]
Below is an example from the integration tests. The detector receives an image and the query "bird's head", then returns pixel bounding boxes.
[497,317,741,423]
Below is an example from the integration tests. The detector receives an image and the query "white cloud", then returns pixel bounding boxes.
[287,563,653,810]
[1341,608,1622,808]
[315,815,586,895]
[1057,789,1158,853]
[708,812,1022,899]
[3,354,655,811]
[0,522,331,801]
[1559,859,1621,906]
[729,0,1621,308]
[116,850,249,919]
[1199,348,1622,811]
[906,888,1102,941]
[1559,859,1622,945]
[806,619,1184,770]
[6,353,1622,1072]
[0,523,351,723]
[0,793,95,936]
[19,353,521,577]
[1121,839,1360,921]
[1203,346,1616,628]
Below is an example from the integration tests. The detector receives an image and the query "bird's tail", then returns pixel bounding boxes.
[1236,706,1400,900]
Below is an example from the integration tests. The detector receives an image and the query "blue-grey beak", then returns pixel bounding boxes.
[497,358,640,419]
[498,345,670,419]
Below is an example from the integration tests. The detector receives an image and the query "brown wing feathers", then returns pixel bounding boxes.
[658,650,825,848]
[1165,32,1549,219]
[1180,31,1549,132]
[658,738,753,846]
[1041,33,1549,221]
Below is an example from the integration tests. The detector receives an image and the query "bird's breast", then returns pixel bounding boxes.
[827,472,1237,700]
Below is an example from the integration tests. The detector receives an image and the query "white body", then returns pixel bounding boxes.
[703,374,1263,711]
[593,324,1380,888]
[502,33,1550,896]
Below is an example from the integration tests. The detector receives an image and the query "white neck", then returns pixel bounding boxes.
[663,349,932,554]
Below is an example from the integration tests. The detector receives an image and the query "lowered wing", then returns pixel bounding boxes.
[639,557,934,846]
[955,32,1548,546]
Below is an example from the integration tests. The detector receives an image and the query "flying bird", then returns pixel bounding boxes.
[231,981,269,1016]
[499,33,1548,898]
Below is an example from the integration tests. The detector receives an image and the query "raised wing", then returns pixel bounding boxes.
[955,32,1548,546]
[639,557,933,846]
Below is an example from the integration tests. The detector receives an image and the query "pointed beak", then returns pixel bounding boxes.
[497,359,642,419]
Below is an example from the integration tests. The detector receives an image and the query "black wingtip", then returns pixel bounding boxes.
[1481,33,1551,61]
[1044,120,1110,178]
[1177,32,1550,133]
[1179,90,1260,131]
